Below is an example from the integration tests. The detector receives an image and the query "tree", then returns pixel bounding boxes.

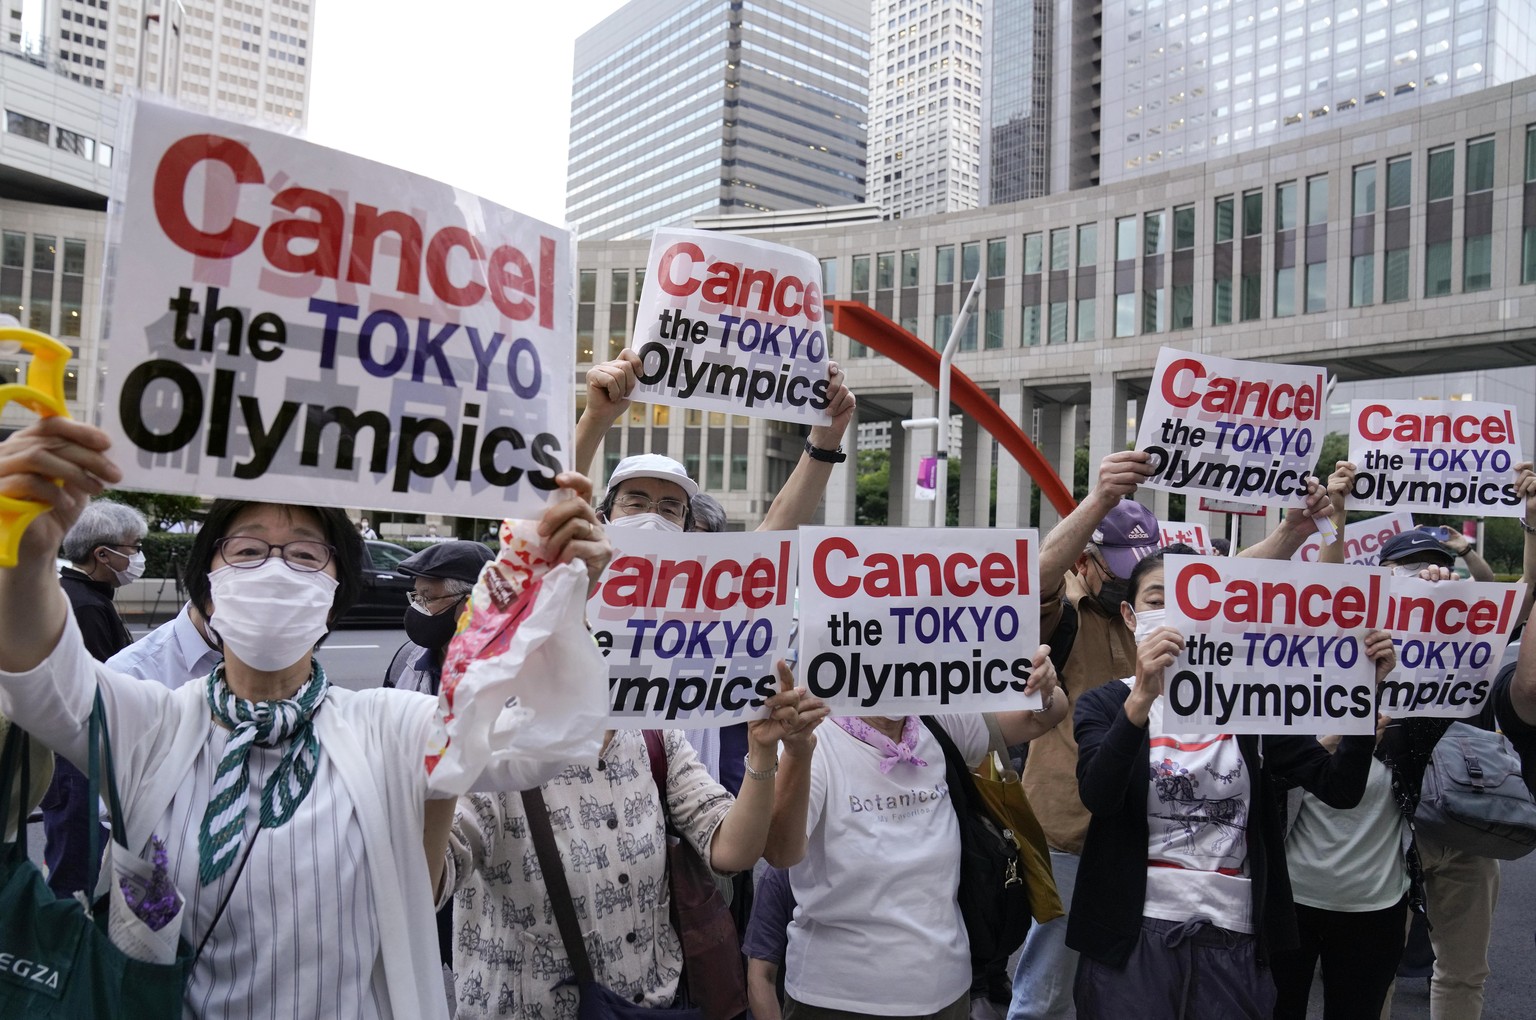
[103,490,204,531]
[856,449,889,525]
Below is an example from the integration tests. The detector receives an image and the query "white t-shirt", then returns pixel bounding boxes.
[1139,691,1254,935]
[1286,756,1409,912]
[786,714,988,1014]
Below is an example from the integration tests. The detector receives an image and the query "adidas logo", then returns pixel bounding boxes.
[1127,524,1151,540]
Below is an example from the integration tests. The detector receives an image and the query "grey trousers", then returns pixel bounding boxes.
[1073,916,1276,1020]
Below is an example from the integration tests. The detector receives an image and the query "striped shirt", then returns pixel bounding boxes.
[156,729,385,1020]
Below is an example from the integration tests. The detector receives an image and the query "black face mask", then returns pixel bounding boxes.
[404,599,464,652]
[1096,576,1129,616]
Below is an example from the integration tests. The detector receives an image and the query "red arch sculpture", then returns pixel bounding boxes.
[826,300,1078,517]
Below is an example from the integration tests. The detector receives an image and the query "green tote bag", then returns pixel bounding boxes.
[0,691,193,1018]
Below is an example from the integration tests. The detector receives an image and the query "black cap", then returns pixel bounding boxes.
[1379,528,1455,567]
[396,541,495,584]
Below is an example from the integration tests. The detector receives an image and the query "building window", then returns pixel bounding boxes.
[1426,145,1454,201]
[4,109,49,144]
[1023,305,1042,346]
[1115,293,1135,337]
[1,231,24,322]
[876,252,895,291]
[1049,301,1068,344]
[986,240,1005,279]
[1213,196,1234,325]
[55,126,94,160]
[1466,137,1495,194]
[934,246,954,286]
[1525,127,1536,284]
[1077,298,1096,342]
[576,269,596,363]
[1304,264,1326,314]
[29,234,54,333]
[1351,254,1375,307]
[1306,176,1328,226]
[1276,181,1297,231]
[1116,217,1137,260]
[1425,243,1452,297]
[1215,198,1235,244]
[1023,234,1043,274]
[1078,224,1098,266]
[1173,206,1195,250]
[1049,230,1069,271]
[1213,278,1233,325]
[984,307,1004,349]
[1242,190,1263,236]
[853,254,871,293]
[1386,157,1412,210]
[902,249,920,288]
[1464,137,1494,293]
[1353,165,1377,216]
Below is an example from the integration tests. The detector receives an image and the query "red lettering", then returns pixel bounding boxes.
[153,134,263,258]
[262,187,342,279]
[943,552,979,597]
[348,204,423,292]
[812,536,859,598]
[425,227,486,307]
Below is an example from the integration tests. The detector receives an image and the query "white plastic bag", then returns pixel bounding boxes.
[423,518,607,795]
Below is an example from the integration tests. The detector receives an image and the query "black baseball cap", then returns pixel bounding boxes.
[1379,528,1455,568]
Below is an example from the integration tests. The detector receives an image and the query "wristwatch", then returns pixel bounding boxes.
[804,440,847,463]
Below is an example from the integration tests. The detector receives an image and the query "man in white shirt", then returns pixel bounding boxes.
[107,601,222,689]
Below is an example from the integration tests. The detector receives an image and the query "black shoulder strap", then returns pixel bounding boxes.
[920,716,981,817]
[1048,598,1078,675]
[521,788,595,984]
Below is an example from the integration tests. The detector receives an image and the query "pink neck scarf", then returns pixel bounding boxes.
[835,716,929,773]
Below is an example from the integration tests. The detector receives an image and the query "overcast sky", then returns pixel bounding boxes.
[306,1,630,227]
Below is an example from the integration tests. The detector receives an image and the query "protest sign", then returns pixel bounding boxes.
[630,228,833,426]
[1293,511,1415,566]
[1158,520,1211,553]
[797,527,1042,716]
[102,100,572,517]
[1376,578,1526,719]
[1347,399,1525,517]
[1136,348,1326,508]
[1162,554,1378,735]
[589,531,796,727]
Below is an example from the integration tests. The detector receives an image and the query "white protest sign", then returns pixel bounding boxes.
[631,228,834,426]
[797,527,1042,716]
[1136,348,1326,508]
[1293,511,1416,566]
[1162,554,1378,735]
[1347,399,1525,517]
[1158,520,1211,553]
[1377,578,1526,719]
[103,101,572,517]
[589,531,796,728]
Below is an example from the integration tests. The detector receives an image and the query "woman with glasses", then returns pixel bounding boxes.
[0,416,613,1020]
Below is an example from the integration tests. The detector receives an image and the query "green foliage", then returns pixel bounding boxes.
[140,532,196,579]
[856,449,890,525]
[1480,517,1522,576]
[103,490,204,531]
[1316,431,1349,475]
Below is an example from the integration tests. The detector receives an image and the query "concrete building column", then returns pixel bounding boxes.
[1036,402,1064,533]
[821,401,858,527]
[996,385,1028,528]
[886,404,910,526]
[958,412,993,527]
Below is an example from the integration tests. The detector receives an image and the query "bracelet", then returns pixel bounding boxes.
[1521,517,1536,536]
[804,439,847,464]
[743,753,780,781]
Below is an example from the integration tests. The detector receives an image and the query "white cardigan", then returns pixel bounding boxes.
[0,608,574,1020]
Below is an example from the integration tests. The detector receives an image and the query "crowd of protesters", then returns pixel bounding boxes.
[1,350,1535,1020]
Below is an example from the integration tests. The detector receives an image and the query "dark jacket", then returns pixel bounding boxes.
[1066,681,1374,968]
[58,566,132,662]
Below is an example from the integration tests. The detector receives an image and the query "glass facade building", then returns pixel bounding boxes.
[983,0,1052,204]
[566,0,868,241]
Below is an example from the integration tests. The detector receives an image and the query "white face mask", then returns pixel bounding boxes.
[206,559,339,672]
[1131,608,1167,643]
[605,512,683,533]
[104,547,146,586]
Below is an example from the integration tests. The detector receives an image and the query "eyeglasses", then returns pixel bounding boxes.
[214,536,336,572]
[408,591,467,613]
[613,493,688,524]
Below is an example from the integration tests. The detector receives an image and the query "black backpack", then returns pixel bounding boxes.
[921,717,1032,974]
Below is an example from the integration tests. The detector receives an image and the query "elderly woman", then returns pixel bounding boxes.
[0,416,612,1020]
[445,654,828,1018]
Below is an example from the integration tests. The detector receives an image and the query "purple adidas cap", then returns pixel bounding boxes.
[1091,500,1161,579]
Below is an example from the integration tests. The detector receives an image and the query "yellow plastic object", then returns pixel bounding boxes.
[0,325,74,567]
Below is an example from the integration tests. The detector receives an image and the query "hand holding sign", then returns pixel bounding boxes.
[752,663,831,753]
[807,361,857,451]
[1126,626,1185,728]
[534,473,612,594]
[1365,629,1397,686]
[585,350,643,425]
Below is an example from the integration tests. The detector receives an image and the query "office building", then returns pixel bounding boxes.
[6,0,312,124]
[867,0,986,217]
[981,0,1052,204]
[565,0,869,241]
[577,77,1536,535]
